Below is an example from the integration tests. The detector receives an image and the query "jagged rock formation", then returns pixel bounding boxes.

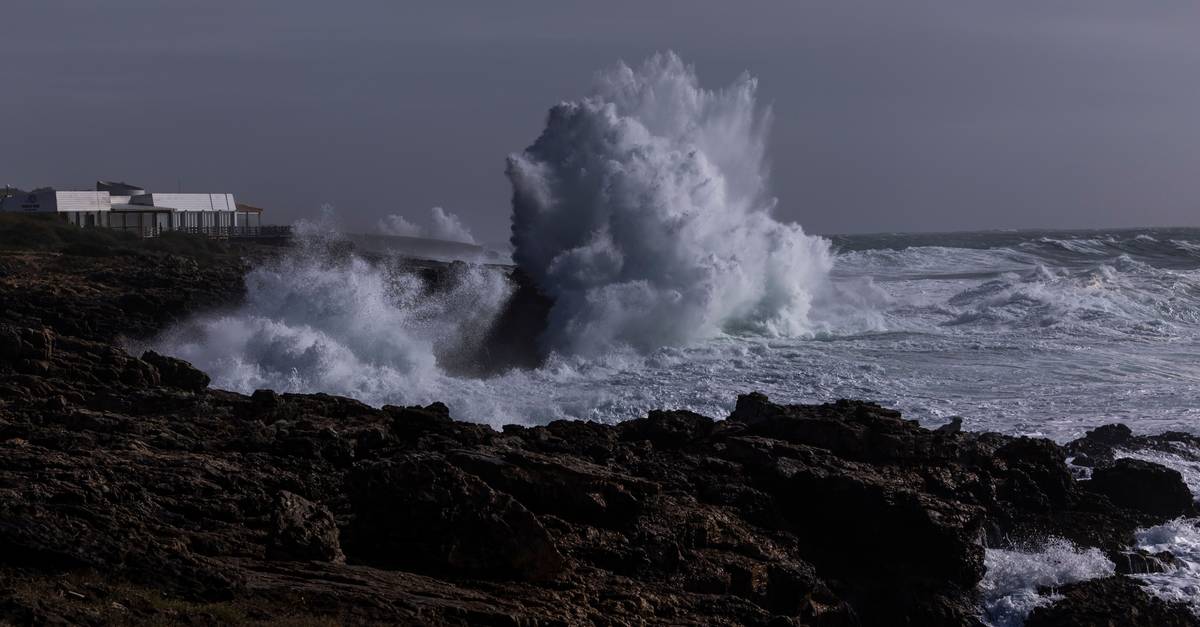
[1024,577,1198,627]
[1,247,1198,625]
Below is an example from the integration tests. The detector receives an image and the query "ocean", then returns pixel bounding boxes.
[152,226,1200,442]
[154,53,1200,443]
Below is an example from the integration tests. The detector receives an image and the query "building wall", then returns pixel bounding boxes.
[0,191,110,213]
[63,211,111,227]
[56,192,111,212]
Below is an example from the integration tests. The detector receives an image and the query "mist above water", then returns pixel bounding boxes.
[378,206,477,244]
[152,242,512,407]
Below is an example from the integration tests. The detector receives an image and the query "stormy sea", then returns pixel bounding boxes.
[143,54,1200,623]
[156,225,1200,442]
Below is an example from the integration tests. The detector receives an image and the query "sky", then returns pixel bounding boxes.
[3,1,1199,240]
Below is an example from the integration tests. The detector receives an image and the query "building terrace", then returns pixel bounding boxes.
[0,181,287,239]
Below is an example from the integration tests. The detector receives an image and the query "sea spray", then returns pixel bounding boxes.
[978,539,1114,627]
[152,242,512,408]
[146,53,840,423]
[378,206,477,244]
[1134,518,1200,612]
[507,52,832,356]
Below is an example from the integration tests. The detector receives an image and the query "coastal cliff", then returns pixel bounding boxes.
[1,243,1198,626]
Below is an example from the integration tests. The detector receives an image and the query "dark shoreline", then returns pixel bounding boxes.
[2,241,1199,625]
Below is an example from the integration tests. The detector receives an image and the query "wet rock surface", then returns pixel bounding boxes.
[1024,577,1198,627]
[1,249,1198,625]
[1087,458,1196,519]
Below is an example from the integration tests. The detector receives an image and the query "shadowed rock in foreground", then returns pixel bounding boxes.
[3,324,1199,625]
[1,247,1199,625]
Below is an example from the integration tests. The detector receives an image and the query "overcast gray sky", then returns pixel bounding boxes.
[3,1,1199,239]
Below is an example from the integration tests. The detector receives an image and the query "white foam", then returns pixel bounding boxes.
[1172,239,1200,254]
[152,248,512,413]
[1134,518,1200,613]
[506,52,832,357]
[979,539,1114,627]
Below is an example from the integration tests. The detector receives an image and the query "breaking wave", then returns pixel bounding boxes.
[147,52,1200,440]
[835,237,1200,340]
[1134,518,1200,612]
[153,241,512,408]
[149,52,836,417]
[507,52,832,356]
[979,539,1114,627]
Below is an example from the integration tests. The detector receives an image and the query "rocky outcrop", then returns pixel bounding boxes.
[1,248,1198,625]
[345,454,564,581]
[1087,458,1196,519]
[1024,577,1199,627]
[266,491,345,564]
[5,316,1199,624]
[0,250,251,344]
[140,350,211,392]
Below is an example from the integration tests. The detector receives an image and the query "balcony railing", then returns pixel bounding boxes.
[107,225,293,239]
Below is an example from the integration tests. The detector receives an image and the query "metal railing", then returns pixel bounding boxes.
[173,226,293,239]
[108,225,293,239]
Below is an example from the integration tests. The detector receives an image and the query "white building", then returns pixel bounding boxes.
[0,181,263,236]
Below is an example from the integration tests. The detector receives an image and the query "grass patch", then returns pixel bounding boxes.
[0,213,234,261]
[0,213,138,252]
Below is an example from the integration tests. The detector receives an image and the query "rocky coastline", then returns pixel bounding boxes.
[2,242,1199,626]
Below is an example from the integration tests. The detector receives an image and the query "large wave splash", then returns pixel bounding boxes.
[507,52,832,356]
[151,236,513,408]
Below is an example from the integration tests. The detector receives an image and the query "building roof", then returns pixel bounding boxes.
[96,180,146,195]
[235,203,264,213]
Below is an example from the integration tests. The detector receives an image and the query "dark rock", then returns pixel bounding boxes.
[996,437,1074,509]
[1070,453,1095,467]
[935,416,963,434]
[1114,549,1178,575]
[1025,576,1199,627]
[730,391,775,425]
[473,268,552,373]
[0,324,21,362]
[1090,424,1134,446]
[345,455,564,582]
[265,491,345,564]
[251,388,279,408]
[1064,423,1134,466]
[619,409,714,448]
[141,350,210,392]
[765,563,855,623]
[384,402,454,440]
[0,324,54,364]
[1087,458,1195,519]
